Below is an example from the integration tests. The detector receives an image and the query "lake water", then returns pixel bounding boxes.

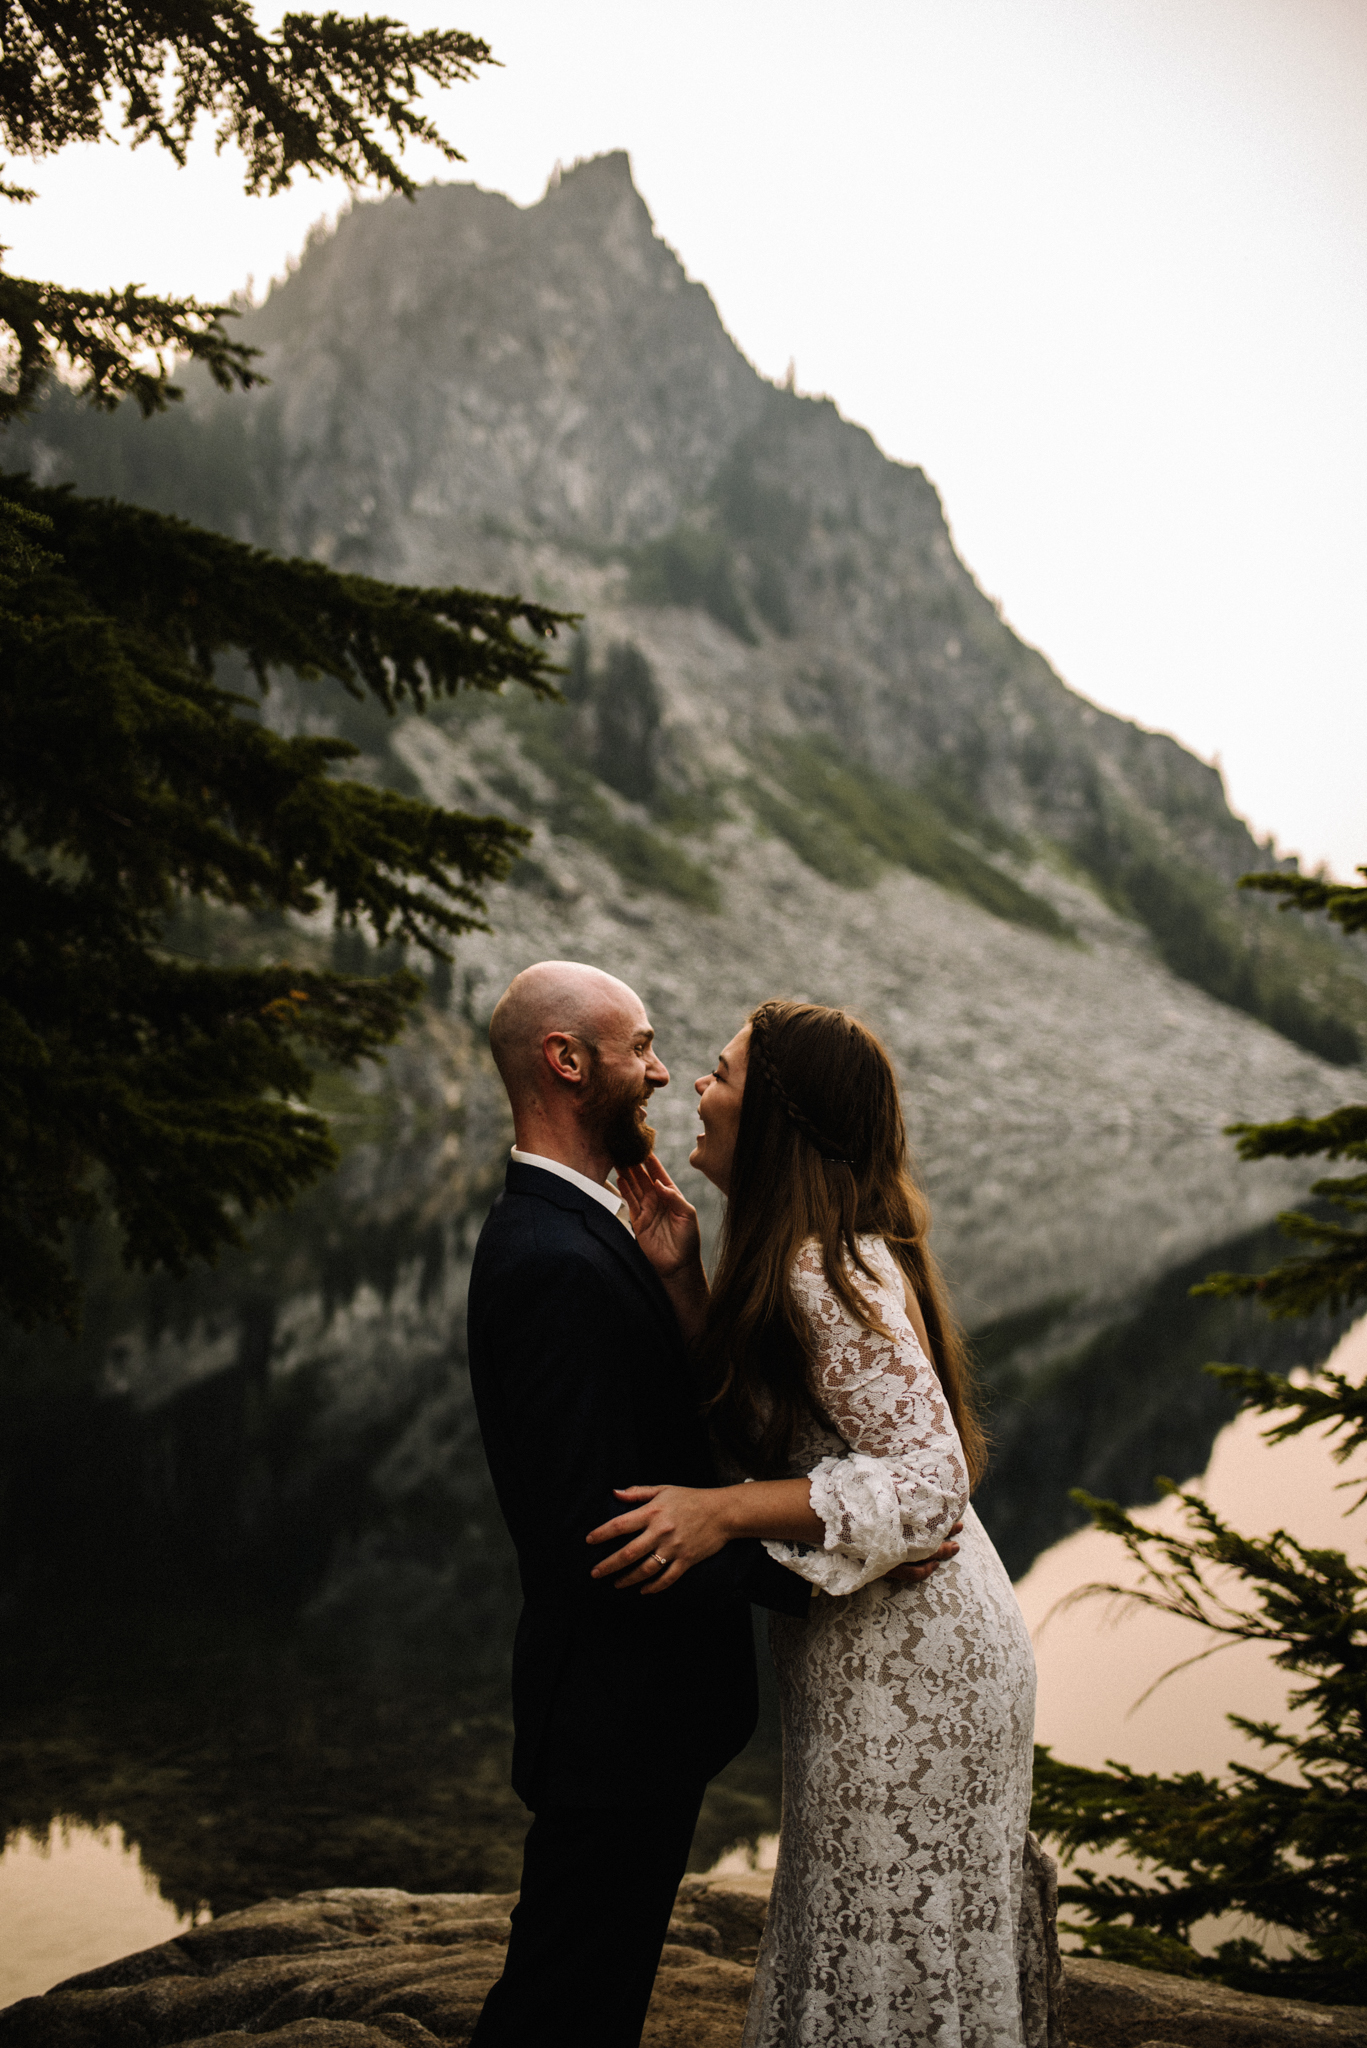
[3,1317,1360,2008]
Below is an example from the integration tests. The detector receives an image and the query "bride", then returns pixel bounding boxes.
[588,1000,1060,2048]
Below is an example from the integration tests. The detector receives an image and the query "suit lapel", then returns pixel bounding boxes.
[579,1197,682,1347]
[505,1161,683,1350]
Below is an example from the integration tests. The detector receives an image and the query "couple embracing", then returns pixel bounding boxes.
[466,962,1060,2048]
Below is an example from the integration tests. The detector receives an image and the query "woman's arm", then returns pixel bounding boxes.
[588,1478,823,1593]
[587,1479,960,1595]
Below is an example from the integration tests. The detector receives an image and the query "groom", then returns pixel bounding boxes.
[467,961,952,2047]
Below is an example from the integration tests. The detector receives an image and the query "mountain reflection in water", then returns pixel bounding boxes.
[1,1073,1352,1935]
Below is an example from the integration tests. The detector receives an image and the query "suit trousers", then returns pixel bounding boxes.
[468,1785,706,2048]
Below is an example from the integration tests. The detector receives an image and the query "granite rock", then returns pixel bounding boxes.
[4,1884,1366,2048]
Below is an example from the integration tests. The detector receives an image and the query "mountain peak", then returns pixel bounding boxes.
[544,147,639,202]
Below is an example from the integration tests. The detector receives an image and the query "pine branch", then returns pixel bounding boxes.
[1,479,572,1330]
[1037,854,1367,2003]
[0,3,494,420]
[0,473,570,708]
[1065,1486,1367,1726]
[0,273,261,423]
[1204,1363,1367,1494]
[1195,1210,1367,1320]
[0,4,494,195]
[2,908,427,1329]
[1240,867,1367,937]
[1226,1104,1367,1166]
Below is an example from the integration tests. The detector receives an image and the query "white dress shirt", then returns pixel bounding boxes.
[510,1148,634,1233]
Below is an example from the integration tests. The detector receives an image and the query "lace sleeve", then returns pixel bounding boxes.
[764,1238,970,1595]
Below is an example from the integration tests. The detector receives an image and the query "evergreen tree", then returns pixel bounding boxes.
[0,4,574,1333]
[1031,866,1367,2006]
[0,1,493,419]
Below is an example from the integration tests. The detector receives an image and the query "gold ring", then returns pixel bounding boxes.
[651,1551,668,1570]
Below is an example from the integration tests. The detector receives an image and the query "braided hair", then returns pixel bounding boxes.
[700,999,985,1485]
[747,1005,856,1163]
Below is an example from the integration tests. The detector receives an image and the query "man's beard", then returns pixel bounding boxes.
[581,1062,656,1169]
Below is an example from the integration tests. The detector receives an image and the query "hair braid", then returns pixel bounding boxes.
[750,1005,855,1162]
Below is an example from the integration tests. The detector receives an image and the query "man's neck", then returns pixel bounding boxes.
[512,1125,613,1187]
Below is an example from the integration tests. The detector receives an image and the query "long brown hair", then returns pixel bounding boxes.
[701,1000,986,1486]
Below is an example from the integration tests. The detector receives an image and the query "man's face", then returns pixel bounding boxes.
[577,1002,669,1169]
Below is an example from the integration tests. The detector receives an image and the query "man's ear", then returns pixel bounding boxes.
[542,1032,587,1085]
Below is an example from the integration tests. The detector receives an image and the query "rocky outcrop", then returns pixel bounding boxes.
[1065,1956,1367,2048]
[0,1881,763,2048]
[3,1882,1363,2048]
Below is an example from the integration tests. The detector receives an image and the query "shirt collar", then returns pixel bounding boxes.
[510,1147,630,1227]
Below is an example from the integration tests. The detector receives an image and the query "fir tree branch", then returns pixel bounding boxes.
[0,4,494,195]
[1195,1212,1367,1320]
[1064,1487,1367,1733]
[1,478,572,1330]
[1204,1363,1367,1494]
[1240,867,1367,937]
[1225,1104,1367,1166]
[1036,853,1367,2004]
[0,3,494,420]
[0,274,261,423]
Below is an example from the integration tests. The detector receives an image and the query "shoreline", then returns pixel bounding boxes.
[2,1876,1365,2048]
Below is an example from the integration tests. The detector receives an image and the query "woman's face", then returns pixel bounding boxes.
[690,1022,750,1196]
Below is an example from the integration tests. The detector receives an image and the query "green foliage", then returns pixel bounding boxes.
[1202,1362,1367,1507]
[494,688,721,912]
[1242,866,1367,937]
[1197,1207,1367,1324]
[753,738,1074,937]
[1,3,492,192]
[627,446,810,643]
[628,523,755,642]
[1033,1485,1367,2003]
[1032,864,1367,2005]
[1198,1101,1367,1320]
[711,442,807,636]
[563,633,661,803]
[0,2,493,421]
[563,806,721,912]
[0,272,263,424]
[1,473,572,1331]
[1075,815,1363,1066]
[747,776,877,889]
[0,481,54,584]
[1195,1096,1367,1405]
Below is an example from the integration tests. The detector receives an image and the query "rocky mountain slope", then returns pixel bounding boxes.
[14,150,1363,1069]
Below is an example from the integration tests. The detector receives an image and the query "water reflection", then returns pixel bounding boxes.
[0,1825,195,2007]
[1018,1316,1367,1780]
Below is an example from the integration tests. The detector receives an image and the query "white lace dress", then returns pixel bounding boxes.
[742,1236,1061,2048]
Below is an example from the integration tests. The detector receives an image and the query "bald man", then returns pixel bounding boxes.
[466,963,809,2048]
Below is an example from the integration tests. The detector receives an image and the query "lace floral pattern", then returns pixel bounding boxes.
[743,1237,1059,2048]
[764,1237,971,1592]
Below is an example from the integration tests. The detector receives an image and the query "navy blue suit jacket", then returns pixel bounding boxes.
[467,1160,808,1808]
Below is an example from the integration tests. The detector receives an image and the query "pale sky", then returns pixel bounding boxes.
[7,0,1365,875]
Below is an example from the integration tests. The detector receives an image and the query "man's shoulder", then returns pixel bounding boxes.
[472,1184,618,1288]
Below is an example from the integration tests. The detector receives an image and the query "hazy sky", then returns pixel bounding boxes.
[8,0,1365,875]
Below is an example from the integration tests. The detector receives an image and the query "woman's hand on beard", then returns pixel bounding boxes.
[617,1155,702,1280]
